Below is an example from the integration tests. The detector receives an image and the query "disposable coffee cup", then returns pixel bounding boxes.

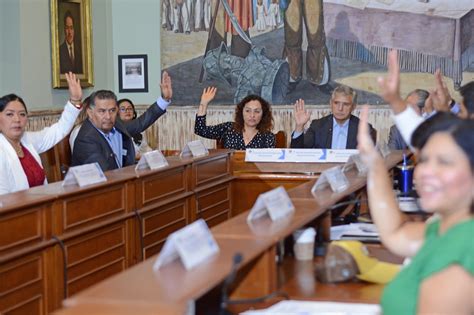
[396,164,414,194]
[293,228,316,261]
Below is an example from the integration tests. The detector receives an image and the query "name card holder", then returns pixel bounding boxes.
[180,140,209,158]
[311,165,349,194]
[343,153,368,174]
[62,162,107,187]
[135,150,169,170]
[153,219,219,271]
[247,186,295,222]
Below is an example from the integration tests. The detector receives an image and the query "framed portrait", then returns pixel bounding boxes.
[118,55,149,93]
[51,0,93,88]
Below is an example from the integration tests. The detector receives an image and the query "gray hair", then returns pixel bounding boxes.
[331,85,357,105]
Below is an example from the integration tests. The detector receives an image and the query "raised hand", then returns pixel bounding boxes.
[377,50,406,114]
[160,71,173,101]
[65,72,82,102]
[198,87,217,116]
[357,106,381,167]
[294,98,311,132]
[429,69,451,112]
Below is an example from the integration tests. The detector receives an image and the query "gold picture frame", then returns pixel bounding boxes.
[51,0,93,88]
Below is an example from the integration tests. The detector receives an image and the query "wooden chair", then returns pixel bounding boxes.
[39,135,72,182]
[216,130,287,149]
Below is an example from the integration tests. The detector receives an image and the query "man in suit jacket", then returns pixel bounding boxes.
[71,72,172,171]
[59,11,83,74]
[290,85,375,149]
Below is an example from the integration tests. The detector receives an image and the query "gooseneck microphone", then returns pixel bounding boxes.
[220,253,243,314]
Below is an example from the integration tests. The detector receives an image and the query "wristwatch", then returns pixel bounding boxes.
[70,98,83,109]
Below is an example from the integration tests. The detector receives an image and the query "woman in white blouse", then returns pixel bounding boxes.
[0,73,83,195]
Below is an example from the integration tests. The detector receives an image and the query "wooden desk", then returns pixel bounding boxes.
[0,150,233,315]
[57,151,403,314]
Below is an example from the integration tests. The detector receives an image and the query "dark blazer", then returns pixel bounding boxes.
[290,114,375,149]
[388,124,408,150]
[59,40,83,74]
[71,103,165,171]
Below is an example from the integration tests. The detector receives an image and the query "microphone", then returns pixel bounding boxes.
[220,253,243,314]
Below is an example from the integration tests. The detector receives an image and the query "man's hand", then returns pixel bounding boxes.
[198,87,217,116]
[65,72,82,102]
[377,50,406,114]
[160,71,173,100]
[357,106,381,167]
[294,98,311,132]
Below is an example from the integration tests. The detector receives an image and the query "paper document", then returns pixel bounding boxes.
[331,223,379,241]
[240,300,381,314]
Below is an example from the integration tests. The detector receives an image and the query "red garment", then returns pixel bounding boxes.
[225,0,254,35]
[19,145,46,188]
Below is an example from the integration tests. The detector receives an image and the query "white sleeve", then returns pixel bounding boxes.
[25,102,81,154]
[392,106,424,147]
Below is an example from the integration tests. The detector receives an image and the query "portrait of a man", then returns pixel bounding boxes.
[59,10,83,74]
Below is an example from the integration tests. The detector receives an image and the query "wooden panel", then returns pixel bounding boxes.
[140,167,188,206]
[61,186,126,232]
[0,254,45,315]
[65,224,128,296]
[141,199,189,259]
[196,183,231,227]
[0,208,48,255]
[194,155,230,188]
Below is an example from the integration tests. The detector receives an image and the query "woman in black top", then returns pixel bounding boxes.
[194,87,275,149]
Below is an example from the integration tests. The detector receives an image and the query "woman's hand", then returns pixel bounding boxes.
[357,106,382,168]
[198,86,217,116]
[66,72,82,104]
[294,98,310,133]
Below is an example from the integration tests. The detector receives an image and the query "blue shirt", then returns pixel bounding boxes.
[331,118,349,149]
[94,126,124,168]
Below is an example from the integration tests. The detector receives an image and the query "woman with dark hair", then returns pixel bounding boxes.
[69,95,91,151]
[0,73,83,195]
[117,98,152,159]
[194,87,275,149]
[357,106,473,314]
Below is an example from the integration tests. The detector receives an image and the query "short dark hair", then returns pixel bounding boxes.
[89,90,117,108]
[411,112,461,149]
[118,98,137,119]
[459,81,474,115]
[0,94,27,113]
[233,94,273,133]
[64,10,74,26]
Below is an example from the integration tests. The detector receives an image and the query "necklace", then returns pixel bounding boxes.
[10,142,24,157]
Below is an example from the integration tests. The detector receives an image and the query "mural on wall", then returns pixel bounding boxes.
[160,0,474,105]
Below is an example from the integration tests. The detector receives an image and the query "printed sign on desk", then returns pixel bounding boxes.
[311,165,349,194]
[247,186,295,222]
[180,140,209,158]
[135,150,169,170]
[245,148,358,163]
[153,219,219,271]
[62,162,107,187]
[343,153,368,174]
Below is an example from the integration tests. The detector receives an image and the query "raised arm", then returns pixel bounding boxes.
[358,106,425,257]
[27,72,82,153]
[160,71,173,101]
[197,87,217,116]
[294,98,311,133]
[377,50,406,114]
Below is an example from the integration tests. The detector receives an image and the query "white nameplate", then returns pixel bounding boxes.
[311,165,349,194]
[180,140,209,158]
[153,219,219,271]
[245,148,358,163]
[343,153,368,174]
[62,163,107,187]
[135,150,169,170]
[247,186,295,222]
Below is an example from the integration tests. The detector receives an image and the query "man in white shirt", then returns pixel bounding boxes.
[290,85,375,149]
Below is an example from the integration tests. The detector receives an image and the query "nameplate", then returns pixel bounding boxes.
[245,149,358,163]
[153,219,219,271]
[180,140,209,158]
[247,186,295,222]
[343,153,368,174]
[62,163,107,187]
[311,165,349,194]
[135,150,169,170]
